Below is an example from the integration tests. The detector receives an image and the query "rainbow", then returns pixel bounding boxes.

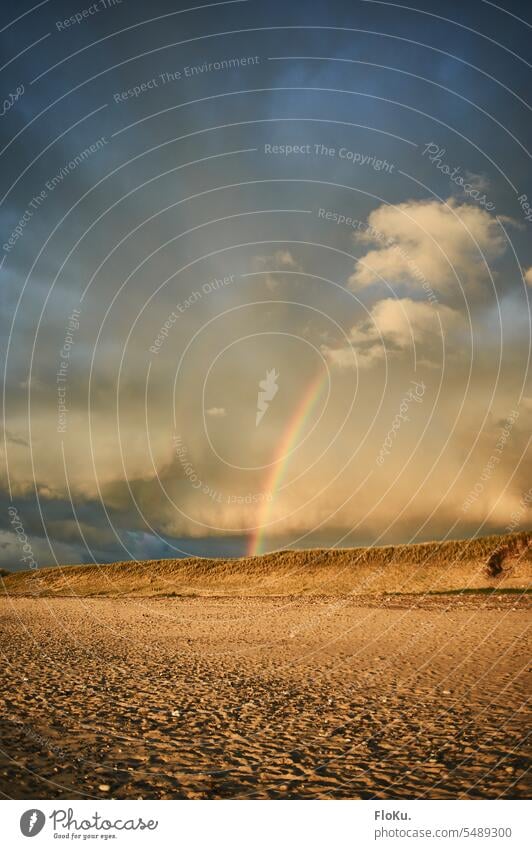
[248,371,328,556]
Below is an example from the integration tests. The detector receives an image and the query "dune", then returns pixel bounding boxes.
[1,530,530,799]
[1,530,530,598]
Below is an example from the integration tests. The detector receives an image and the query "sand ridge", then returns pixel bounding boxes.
[1,530,530,598]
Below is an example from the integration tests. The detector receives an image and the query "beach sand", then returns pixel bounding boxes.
[0,593,529,799]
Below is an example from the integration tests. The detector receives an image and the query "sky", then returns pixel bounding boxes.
[0,0,531,569]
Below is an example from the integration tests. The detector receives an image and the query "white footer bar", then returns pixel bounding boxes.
[4,799,530,849]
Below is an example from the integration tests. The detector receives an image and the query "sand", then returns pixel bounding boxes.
[0,593,529,799]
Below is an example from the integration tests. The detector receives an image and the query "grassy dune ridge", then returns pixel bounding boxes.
[1,530,530,598]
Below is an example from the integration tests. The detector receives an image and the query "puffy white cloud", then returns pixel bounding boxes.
[322,297,462,369]
[349,198,505,295]
[370,297,461,348]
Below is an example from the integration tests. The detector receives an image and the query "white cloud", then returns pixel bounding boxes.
[321,342,385,370]
[272,249,300,269]
[349,198,505,295]
[252,249,301,272]
[461,170,490,193]
[321,298,462,369]
[371,298,460,348]
[251,249,302,291]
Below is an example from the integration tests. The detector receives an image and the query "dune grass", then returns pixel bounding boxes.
[1,530,530,598]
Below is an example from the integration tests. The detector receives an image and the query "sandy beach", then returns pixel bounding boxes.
[0,593,529,799]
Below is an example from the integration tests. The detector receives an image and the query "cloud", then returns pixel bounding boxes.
[463,171,490,191]
[349,198,505,296]
[251,249,303,291]
[272,250,300,269]
[321,345,385,369]
[206,407,227,417]
[370,298,461,348]
[0,428,28,448]
[0,527,86,571]
[321,340,385,370]
[322,297,462,369]
[252,249,301,272]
